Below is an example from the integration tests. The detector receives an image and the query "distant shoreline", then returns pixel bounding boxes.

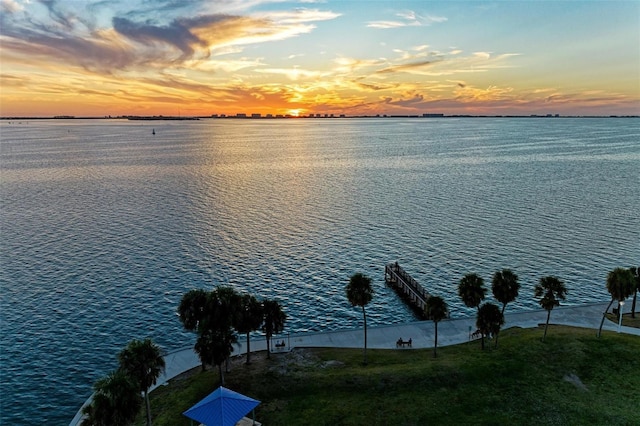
[2,114,639,120]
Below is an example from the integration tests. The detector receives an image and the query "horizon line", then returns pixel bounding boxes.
[2,114,639,120]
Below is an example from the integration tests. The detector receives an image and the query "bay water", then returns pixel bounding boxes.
[1,117,638,424]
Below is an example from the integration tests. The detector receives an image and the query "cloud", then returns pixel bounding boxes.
[332,57,387,73]
[367,20,409,29]
[112,16,202,58]
[0,73,28,88]
[473,51,492,60]
[383,93,425,107]
[367,10,447,29]
[185,57,265,72]
[412,44,429,52]
[112,13,315,61]
[1,0,23,13]
[0,27,139,72]
[256,66,328,81]
[376,60,434,74]
[353,80,397,92]
[0,3,341,74]
[40,0,77,30]
[376,51,520,78]
[454,84,515,102]
[260,8,340,24]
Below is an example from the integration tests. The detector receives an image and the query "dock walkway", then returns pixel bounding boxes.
[384,262,431,317]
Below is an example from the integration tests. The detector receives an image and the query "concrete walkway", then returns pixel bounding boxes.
[69,302,639,425]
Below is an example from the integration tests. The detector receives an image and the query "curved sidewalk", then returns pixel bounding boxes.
[70,302,638,425]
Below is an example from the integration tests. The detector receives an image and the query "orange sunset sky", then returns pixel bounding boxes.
[1,0,639,117]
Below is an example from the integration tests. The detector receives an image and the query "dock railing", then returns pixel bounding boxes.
[385,263,431,316]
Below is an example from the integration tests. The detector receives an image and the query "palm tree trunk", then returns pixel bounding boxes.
[362,306,368,365]
[246,332,251,364]
[477,305,484,350]
[494,303,507,348]
[266,335,271,359]
[543,309,551,342]
[433,322,438,358]
[632,290,637,319]
[144,390,152,426]
[597,299,615,338]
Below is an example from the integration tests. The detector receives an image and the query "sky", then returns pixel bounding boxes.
[1,0,639,117]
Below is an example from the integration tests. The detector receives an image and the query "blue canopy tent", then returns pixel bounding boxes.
[183,386,260,426]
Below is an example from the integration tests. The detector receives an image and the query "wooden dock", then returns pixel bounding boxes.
[385,263,431,319]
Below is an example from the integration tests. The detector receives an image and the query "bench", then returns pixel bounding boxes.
[396,338,412,348]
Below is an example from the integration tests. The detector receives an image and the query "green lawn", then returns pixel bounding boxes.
[139,326,640,426]
[606,311,640,329]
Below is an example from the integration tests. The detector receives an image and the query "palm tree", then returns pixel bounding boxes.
[195,328,237,385]
[476,302,504,350]
[177,287,242,375]
[491,269,519,347]
[207,286,241,332]
[117,339,165,426]
[458,273,487,311]
[424,296,448,358]
[81,370,142,426]
[630,267,639,319]
[534,276,567,342]
[492,269,520,315]
[208,287,241,374]
[597,267,635,337]
[177,289,209,332]
[346,273,374,364]
[235,293,264,364]
[262,299,287,359]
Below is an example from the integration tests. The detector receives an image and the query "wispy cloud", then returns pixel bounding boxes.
[256,66,327,81]
[332,57,387,73]
[0,0,24,13]
[367,10,447,29]
[376,60,435,74]
[0,73,27,88]
[371,51,520,78]
[185,57,265,73]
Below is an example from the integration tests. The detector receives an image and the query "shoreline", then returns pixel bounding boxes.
[3,115,640,121]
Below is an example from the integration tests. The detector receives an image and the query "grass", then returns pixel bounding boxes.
[606,311,640,329]
[138,326,640,426]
